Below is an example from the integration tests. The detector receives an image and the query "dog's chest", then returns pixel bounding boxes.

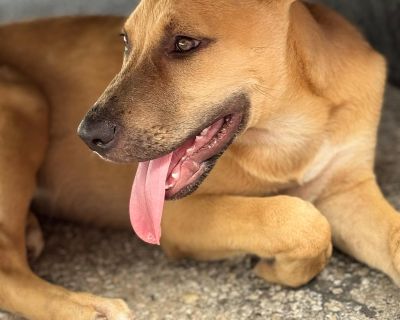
[284,142,342,202]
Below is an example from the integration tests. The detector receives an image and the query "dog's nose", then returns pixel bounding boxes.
[78,119,117,152]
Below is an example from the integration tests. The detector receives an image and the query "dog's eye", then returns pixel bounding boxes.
[174,36,201,53]
[120,32,129,52]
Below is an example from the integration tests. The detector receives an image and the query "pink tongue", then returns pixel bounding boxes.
[129,153,173,245]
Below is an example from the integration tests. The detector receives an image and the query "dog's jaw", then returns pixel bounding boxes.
[164,112,246,199]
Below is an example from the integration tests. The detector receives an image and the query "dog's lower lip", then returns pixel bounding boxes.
[165,113,243,199]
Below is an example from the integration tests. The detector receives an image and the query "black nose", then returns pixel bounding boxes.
[78,119,117,152]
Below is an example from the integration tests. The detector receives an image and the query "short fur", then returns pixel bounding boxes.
[0,1,398,319]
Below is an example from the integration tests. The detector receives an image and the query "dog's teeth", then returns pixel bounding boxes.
[209,139,218,148]
[225,116,232,123]
[165,183,174,190]
[186,147,195,155]
[172,172,180,179]
[201,128,209,136]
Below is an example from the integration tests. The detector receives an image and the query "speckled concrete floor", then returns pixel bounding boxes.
[1,86,400,320]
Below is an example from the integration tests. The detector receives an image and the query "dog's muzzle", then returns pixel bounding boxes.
[78,117,118,153]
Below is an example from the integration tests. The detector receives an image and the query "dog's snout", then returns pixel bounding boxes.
[78,118,117,152]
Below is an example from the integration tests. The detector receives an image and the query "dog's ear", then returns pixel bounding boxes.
[275,0,297,4]
[283,0,297,7]
[261,0,297,7]
[270,0,298,11]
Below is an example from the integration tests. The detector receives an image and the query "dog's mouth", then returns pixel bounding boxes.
[129,111,245,245]
[128,93,250,245]
[165,112,244,200]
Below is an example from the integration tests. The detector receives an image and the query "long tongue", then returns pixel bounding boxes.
[129,153,173,245]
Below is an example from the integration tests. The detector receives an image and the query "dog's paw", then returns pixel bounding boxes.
[25,212,45,261]
[254,242,332,288]
[64,294,134,320]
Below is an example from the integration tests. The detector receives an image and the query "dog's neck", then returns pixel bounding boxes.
[234,2,332,182]
[232,1,385,194]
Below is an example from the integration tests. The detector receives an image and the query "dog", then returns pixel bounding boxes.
[0,0,398,319]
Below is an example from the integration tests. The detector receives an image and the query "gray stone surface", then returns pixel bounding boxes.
[0,86,399,320]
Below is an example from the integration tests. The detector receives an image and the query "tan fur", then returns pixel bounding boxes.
[0,0,397,319]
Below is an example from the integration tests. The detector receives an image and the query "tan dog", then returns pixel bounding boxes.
[0,0,398,319]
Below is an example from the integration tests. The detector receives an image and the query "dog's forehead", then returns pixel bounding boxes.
[125,0,172,34]
[124,0,262,36]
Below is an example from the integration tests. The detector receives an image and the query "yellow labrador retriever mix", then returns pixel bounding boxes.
[0,0,398,319]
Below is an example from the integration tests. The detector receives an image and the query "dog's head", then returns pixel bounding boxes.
[78,0,296,199]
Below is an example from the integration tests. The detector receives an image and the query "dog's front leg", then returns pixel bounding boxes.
[316,170,400,286]
[162,195,332,287]
[0,66,133,320]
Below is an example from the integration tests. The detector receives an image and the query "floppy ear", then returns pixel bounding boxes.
[261,0,297,6]
[285,0,300,13]
[272,0,298,10]
[260,0,298,13]
[272,0,297,14]
[284,0,297,6]
[275,0,297,4]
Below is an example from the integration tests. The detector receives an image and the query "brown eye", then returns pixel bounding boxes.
[120,32,129,52]
[175,37,201,53]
